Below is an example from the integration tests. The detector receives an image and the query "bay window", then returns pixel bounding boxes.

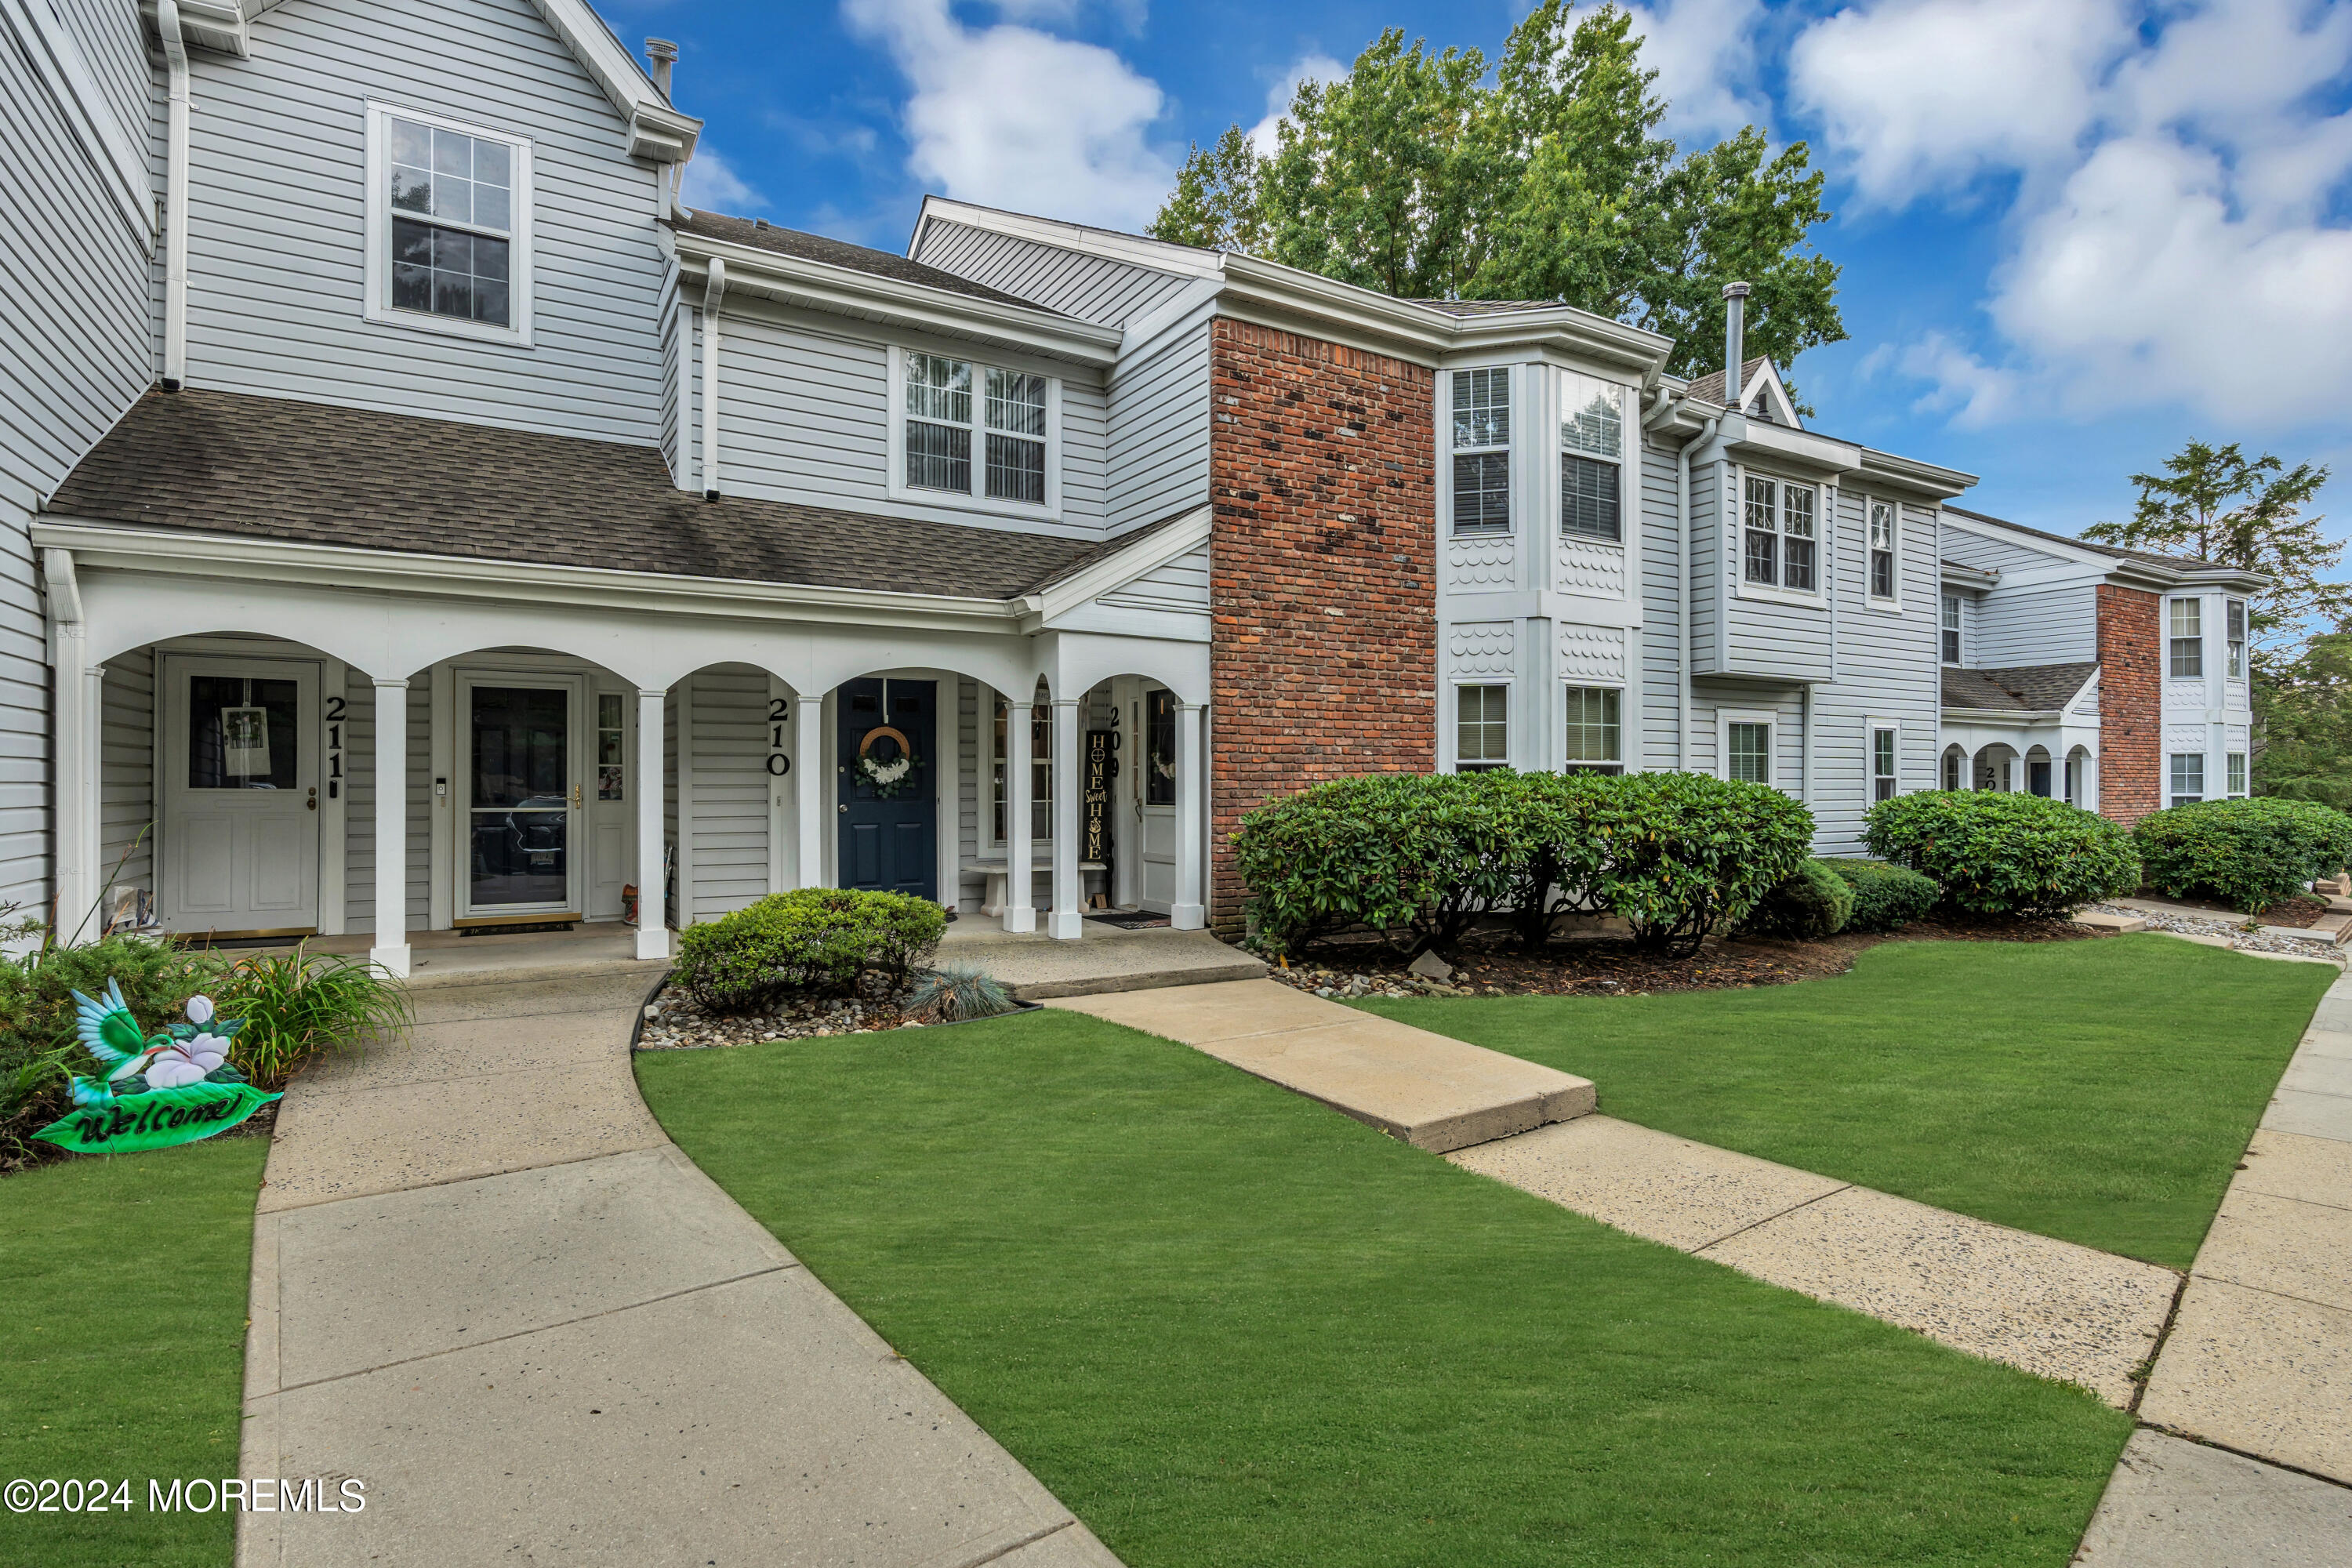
[2169,599,2204,678]
[1451,368,1510,535]
[2169,753,2204,804]
[2229,752,2248,797]
[2227,598,2247,679]
[1456,685,1509,771]
[1559,374,1624,542]
[1563,687,1621,772]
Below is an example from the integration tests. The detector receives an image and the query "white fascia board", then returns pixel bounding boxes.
[673,232,1120,367]
[1940,561,2001,590]
[1943,706,2064,724]
[1973,561,2111,592]
[521,0,699,162]
[1857,448,1976,499]
[2061,666,2101,713]
[912,196,1225,280]
[1743,362,1802,427]
[31,521,1026,633]
[1727,418,1861,476]
[1020,506,1212,626]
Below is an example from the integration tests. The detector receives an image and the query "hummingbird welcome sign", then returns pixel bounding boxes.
[33,982,279,1155]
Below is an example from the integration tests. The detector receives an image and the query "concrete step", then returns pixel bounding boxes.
[941,924,1269,1001]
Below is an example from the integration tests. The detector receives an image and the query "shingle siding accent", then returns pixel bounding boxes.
[1206,318,1436,932]
[2096,584,2161,824]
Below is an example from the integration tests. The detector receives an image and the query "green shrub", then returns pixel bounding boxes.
[2133,797,2352,913]
[1826,858,1941,933]
[1864,792,2140,918]
[1493,770,1614,949]
[674,888,947,1011]
[216,946,412,1090]
[1597,774,1815,953]
[1741,859,1855,940]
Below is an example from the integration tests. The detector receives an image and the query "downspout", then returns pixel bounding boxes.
[700,256,726,500]
[158,0,190,390]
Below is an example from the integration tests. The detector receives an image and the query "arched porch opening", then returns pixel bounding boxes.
[1973,742,2022,793]
[2024,745,2055,798]
[2065,745,2095,810]
[1941,743,1968,792]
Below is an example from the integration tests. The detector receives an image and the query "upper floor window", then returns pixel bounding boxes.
[1451,368,1510,535]
[1941,593,1962,663]
[365,103,532,345]
[2169,599,2204,678]
[1559,374,1623,543]
[1868,500,1898,601]
[1457,685,1509,772]
[1744,475,1817,593]
[2227,598,2247,678]
[902,353,1051,506]
[1563,686,1622,773]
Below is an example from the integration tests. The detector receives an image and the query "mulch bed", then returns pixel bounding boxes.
[635,972,930,1051]
[1268,915,2102,1000]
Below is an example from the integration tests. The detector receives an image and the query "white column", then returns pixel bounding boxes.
[1172,702,1205,931]
[2085,752,2101,815]
[765,675,791,893]
[793,693,826,890]
[935,678,960,913]
[633,688,669,960]
[1049,698,1083,940]
[370,678,411,978]
[50,630,94,942]
[1004,699,1035,933]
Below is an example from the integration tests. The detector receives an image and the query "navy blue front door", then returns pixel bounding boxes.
[837,678,937,899]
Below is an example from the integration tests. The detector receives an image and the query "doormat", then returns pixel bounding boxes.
[1085,909,1170,930]
[461,922,576,937]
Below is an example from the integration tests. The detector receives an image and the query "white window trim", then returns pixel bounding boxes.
[2228,750,2249,798]
[983,685,1054,853]
[1863,495,1902,611]
[1867,717,1900,804]
[362,100,535,348]
[2167,596,2205,680]
[1445,365,1515,539]
[1559,680,1626,771]
[1940,592,1965,665]
[885,345,1063,519]
[1736,472,1826,602]
[1718,708,1777,788]
[2226,597,2249,682]
[2168,750,2206,807]
[1450,679,1513,772]
[1556,370,1630,548]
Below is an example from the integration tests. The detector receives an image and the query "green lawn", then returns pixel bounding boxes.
[2,1137,264,1567]
[1364,935,2332,1270]
[640,1009,2131,1566]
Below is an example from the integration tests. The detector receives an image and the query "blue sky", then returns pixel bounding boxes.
[600,0,2352,546]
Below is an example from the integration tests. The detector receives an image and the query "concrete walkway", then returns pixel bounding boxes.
[941,921,1266,1000]
[2078,965,2352,1561]
[1054,979,2175,1405]
[239,969,1118,1567]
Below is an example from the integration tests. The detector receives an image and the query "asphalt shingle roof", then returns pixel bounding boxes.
[1941,662,2100,713]
[670,211,1054,311]
[1682,356,1769,409]
[44,389,1151,601]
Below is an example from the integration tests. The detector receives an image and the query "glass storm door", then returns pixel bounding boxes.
[462,680,580,918]
[159,656,321,935]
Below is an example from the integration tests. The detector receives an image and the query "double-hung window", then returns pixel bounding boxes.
[2228,752,2249,797]
[1743,475,1817,591]
[1726,720,1772,785]
[898,350,1056,510]
[1456,686,1509,772]
[1559,374,1623,542]
[1941,593,1963,663]
[1451,368,1510,535]
[2169,753,2204,804]
[2169,599,2204,678]
[1563,687,1621,773]
[990,695,1051,843]
[1870,726,1898,802]
[2227,598,2247,679]
[1944,748,1962,790]
[367,104,532,343]
[1867,500,1898,601]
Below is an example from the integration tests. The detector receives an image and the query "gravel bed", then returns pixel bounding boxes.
[635,982,931,1050]
[2089,902,2343,958]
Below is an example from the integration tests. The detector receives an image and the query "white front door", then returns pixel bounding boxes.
[458,673,586,921]
[1138,685,1178,913]
[159,655,321,935]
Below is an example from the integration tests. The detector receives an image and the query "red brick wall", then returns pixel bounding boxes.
[1207,318,1436,931]
[2096,584,2161,825]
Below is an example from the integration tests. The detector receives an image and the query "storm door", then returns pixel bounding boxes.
[459,675,583,921]
[159,655,321,936]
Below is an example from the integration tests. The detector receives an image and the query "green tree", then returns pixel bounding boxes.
[2254,632,2352,810]
[1149,2,1846,385]
[2083,441,2341,674]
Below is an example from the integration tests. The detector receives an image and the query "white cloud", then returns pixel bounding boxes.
[1621,0,1771,142]
[842,0,1174,230]
[1245,53,1345,157]
[679,148,761,214]
[1896,332,2020,428]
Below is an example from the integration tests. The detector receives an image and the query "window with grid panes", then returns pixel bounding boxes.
[1451,368,1510,534]
[385,114,517,328]
[903,353,1051,505]
[1871,728,1897,801]
[1868,500,1897,600]
[1727,722,1771,784]
[2169,599,2204,678]
[1941,594,1962,662]
[990,694,1052,842]
[1456,686,1508,771]
[1559,375,1623,541]
[2227,598,2247,679]
[2170,753,2204,804]
[1563,687,1621,771]
[2229,752,2248,797]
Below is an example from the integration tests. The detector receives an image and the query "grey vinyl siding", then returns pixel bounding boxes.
[100,648,154,909]
[1099,544,1208,613]
[1807,495,1943,857]
[1686,460,1723,675]
[717,307,1109,538]
[54,0,148,151]
[1636,439,1686,769]
[1942,525,2074,576]
[1108,313,1211,532]
[686,665,768,923]
[659,277,681,478]
[342,671,431,930]
[0,0,158,914]
[1973,583,2096,666]
[180,0,665,444]
[1687,681,1805,786]
[913,220,1193,328]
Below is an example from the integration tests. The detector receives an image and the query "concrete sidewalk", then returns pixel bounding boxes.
[942,922,1267,1000]
[239,970,1117,1567]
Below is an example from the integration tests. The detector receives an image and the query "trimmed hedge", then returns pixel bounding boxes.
[1863,792,2140,918]
[2134,797,2352,913]
[1741,859,1854,940]
[1232,769,1813,957]
[1825,858,1941,933]
[674,888,946,1012]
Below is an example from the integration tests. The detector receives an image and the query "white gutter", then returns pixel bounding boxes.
[700,256,725,500]
[158,0,191,389]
